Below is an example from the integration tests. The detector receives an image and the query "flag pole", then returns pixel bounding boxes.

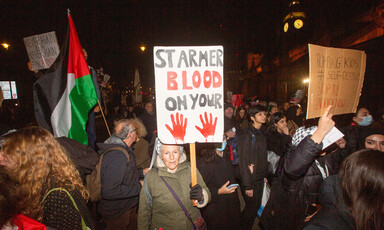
[97,99,111,136]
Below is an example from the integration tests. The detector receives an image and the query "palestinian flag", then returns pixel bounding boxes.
[33,12,97,145]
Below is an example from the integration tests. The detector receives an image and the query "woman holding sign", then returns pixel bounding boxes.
[138,142,210,230]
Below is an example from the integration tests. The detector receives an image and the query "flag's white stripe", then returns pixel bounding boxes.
[51,73,75,137]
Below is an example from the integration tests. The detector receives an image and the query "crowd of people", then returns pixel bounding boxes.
[0,97,383,230]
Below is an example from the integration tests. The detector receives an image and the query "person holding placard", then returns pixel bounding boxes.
[138,142,210,230]
[260,105,342,229]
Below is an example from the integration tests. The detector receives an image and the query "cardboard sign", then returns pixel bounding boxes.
[307,44,366,119]
[231,94,243,107]
[23,31,60,70]
[154,46,224,144]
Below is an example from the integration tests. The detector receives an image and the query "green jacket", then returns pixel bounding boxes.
[138,155,210,230]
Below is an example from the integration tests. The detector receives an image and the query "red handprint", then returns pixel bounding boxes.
[195,112,217,141]
[165,112,188,143]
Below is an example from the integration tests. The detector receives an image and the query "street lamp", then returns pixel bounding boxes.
[1,43,10,49]
[303,78,310,84]
[140,45,146,52]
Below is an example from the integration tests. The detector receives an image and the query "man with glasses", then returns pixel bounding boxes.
[97,119,145,230]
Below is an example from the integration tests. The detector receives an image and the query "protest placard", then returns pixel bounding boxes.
[154,46,224,144]
[23,31,60,70]
[231,94,243,108]
[307,44,366,119]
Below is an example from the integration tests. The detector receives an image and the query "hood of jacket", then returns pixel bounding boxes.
[97,135,130,154]
[153,146,187,170]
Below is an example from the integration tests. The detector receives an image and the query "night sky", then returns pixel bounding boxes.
[0,0,375,95]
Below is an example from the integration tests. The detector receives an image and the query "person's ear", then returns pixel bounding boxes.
[352,116,359,123]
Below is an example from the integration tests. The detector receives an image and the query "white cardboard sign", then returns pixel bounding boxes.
[154,46,224,144]
[23,31,60,70]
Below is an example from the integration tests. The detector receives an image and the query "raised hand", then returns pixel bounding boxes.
[195,112,218,141]
[311,105,335,144]
[165,112,187,143]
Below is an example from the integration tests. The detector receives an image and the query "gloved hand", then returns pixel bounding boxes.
[190,183,203,201]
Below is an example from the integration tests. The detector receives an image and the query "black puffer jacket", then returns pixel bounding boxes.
[283,136,340,215]
[304,175,355,230]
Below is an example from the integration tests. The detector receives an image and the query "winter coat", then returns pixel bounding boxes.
[304,174,355,230]
[139,111,157,143]
[283,136,340,228]
[267,130,291,157]
[197,153,241,230]
[133,138,151,169]
[97,137,142,218]
[238,125,269,190]
[138,150,211,230]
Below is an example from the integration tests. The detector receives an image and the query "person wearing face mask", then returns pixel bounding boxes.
[351,107,373,127]
[344,107,374,154]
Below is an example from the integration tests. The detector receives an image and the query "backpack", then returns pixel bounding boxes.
[85,147,130,202]
[245,128,281,177]
[228,135,240,165]
[56,137,99,182]
[245,127,257,146]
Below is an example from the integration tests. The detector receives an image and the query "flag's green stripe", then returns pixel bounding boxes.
[68,74,98,145]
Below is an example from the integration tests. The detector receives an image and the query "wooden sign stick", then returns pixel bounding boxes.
[190,142,198,206]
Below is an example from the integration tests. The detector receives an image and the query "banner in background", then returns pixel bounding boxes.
[231,94,243,108]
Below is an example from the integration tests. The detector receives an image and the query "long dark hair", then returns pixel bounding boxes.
[198,149,218,163]
[340,149,384,230]
[235,106,248,121]
[268,112,285,133]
